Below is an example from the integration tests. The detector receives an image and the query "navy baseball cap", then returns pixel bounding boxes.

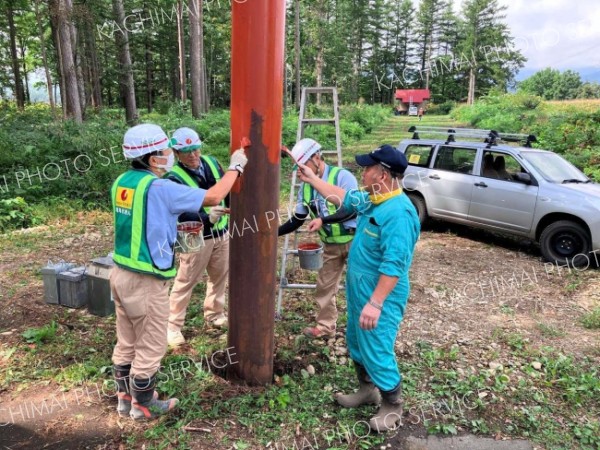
[355,144,408,174]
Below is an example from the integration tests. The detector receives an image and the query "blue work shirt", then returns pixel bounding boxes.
[145,176,205,269]
[342,189,419,281]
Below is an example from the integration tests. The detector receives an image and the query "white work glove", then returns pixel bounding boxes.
[228,148,248,175]
[209,206,229,224]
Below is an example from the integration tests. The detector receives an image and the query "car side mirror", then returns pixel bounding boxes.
[514,173,531,184]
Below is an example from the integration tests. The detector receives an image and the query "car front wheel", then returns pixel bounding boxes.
[407,194,428,226]
[539,220,591,267]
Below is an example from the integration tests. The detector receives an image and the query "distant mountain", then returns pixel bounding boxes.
[516,67,600,84]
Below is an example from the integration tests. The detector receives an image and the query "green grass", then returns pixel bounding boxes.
[2,108,598,449]
[536,323,566,338]
[581,308,600,329]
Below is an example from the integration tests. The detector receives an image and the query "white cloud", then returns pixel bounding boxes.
[438,0,600,72]
[501,0,600,70]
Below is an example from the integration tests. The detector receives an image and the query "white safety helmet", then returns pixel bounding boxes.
[122,124,171,160]
[291,138,322,165]
[171,127,202,152]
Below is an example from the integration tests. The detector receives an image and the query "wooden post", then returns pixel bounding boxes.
[227,0,286,386]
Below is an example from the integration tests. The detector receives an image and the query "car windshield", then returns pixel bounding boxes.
[521,151,589,183]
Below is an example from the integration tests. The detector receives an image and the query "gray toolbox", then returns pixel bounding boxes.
[41,261,76,304]
[87,255,115,317]
[57,267,88,308]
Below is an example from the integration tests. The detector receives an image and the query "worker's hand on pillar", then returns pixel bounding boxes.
[209,206,230,224]
[307,218,323,232]
[228,148,248,175]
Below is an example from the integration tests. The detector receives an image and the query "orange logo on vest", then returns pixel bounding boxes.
[116,187,134,209]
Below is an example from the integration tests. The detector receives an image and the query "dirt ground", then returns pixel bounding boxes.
[0,214,598,449]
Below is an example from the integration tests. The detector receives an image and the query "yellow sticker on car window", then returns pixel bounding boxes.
[409,154,421,164]
[116,187,134,209]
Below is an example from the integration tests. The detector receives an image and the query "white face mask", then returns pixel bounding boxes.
[155,152,174,172]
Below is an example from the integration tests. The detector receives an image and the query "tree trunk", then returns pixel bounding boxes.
[468,67,476,105]
[352,11,365,103]
[19,38,31,104]
[316,47,324,105]
[314,0,326,105]
[177,0,187,102]
[189,0,202,117]
[80,28,93,110]
[294,0,300,108]
[49,1,67,117]
[142,1,153,112]
[145,40,153,113]
[112,0,138,125]
[198,3,209,112]
[57,0,83,122]
[172,64,179,100]
[66,0,86,116]
[35,0,57,116]
[425,40,432,90]
[103,41,112,106]
[84,10,102,109]
[7,2,25,109]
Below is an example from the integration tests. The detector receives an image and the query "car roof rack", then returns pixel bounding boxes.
[407,126,537,148]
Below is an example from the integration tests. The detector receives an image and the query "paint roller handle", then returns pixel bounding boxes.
[240,137,252,149]
[281,146,299,165]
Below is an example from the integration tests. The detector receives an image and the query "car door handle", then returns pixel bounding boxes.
[429,174,441,180]
[474,182,488,188]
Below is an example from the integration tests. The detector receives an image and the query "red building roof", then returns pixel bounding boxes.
[395,89,431,103]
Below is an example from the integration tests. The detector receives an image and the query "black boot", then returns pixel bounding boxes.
[114,364,132,417]
[335,361,381,408]
[129,375,178,421]
[369,382,403,432]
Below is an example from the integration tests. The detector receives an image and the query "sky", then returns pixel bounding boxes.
[449,0,600,81]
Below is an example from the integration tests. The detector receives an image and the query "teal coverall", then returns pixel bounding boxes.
[342,189,420,391]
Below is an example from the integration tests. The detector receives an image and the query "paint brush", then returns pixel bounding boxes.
[280,146,299,165]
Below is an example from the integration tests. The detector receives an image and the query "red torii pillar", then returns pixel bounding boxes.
[227,0,286,385]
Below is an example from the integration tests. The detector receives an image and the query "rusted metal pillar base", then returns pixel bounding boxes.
[227,0,285,386]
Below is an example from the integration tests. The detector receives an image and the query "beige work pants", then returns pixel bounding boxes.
[314,242,351,334]
[111,266,170,379]
[168,235,229,330]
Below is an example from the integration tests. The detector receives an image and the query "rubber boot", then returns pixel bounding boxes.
[114,364,132,417]
[369,383,403,432]
[129,376,179,421]
[335,362,381,408]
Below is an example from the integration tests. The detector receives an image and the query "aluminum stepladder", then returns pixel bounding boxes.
[276,87,343,318]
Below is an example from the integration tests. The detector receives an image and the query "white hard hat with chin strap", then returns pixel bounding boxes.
[291,138,322,165]
[122,124,171,160]
[171,127,202,152]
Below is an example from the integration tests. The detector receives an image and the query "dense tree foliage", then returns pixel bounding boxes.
[518,68,600,100]
[0,0,525,118]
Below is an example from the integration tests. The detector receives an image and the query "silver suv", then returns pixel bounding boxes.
[399,127,600,267]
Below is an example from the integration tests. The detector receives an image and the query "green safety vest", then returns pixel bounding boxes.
[111,170,177,279]
[303,166,354,244]
[168,157,228,231]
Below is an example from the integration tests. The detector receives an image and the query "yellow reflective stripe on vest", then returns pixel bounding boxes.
[130,175,154,261]
[200,155,227,231]
[169,165,198,188]
[302,167,353,244]
[326,168,342,241]
[201,155,222,182]
[112,171,177,279]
